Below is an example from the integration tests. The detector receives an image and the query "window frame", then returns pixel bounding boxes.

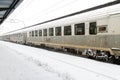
[39,30,42,37]
[35,30,38,37]
[55,26,61,36]
[49,28,54,36]
[64,25,71,36]
[89,22,97,35]
[74,23,85,35]
[32,31,34,37]
[43,29,47,36]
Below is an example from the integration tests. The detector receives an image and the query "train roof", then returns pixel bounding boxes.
[0,0,23,25]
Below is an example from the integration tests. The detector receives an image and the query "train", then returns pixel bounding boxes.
[1,1,120,63]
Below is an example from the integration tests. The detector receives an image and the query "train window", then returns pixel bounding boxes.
[89,22,97,35]
[49,28,54,36]
[39,30,42,36]
[43,29,47,36]
[75,23,85,35]
[32,31,34,37]
[35,30,38,37]
[98,25,107,33]
[64,26,71,35]
[55,27,61,36]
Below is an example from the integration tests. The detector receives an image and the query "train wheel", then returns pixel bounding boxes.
[109,56,116,63]
[86,51,90,58]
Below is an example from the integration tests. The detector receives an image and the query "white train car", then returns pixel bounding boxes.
[2,1,120,63]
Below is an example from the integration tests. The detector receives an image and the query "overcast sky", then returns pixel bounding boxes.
[0,0,115,34]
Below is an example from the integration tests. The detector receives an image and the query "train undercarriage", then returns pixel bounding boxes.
[25,41,120,64]
[85,49,120,64]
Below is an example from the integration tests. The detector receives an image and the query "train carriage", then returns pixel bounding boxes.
[1,1,120,63]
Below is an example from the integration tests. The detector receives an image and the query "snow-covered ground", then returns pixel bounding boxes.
[0,41,63,80]
[0,41,120,80]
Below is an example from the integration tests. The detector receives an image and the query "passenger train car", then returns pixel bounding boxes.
[1,1,120,63]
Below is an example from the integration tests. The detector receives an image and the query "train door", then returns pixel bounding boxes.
[23,33,27,44]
